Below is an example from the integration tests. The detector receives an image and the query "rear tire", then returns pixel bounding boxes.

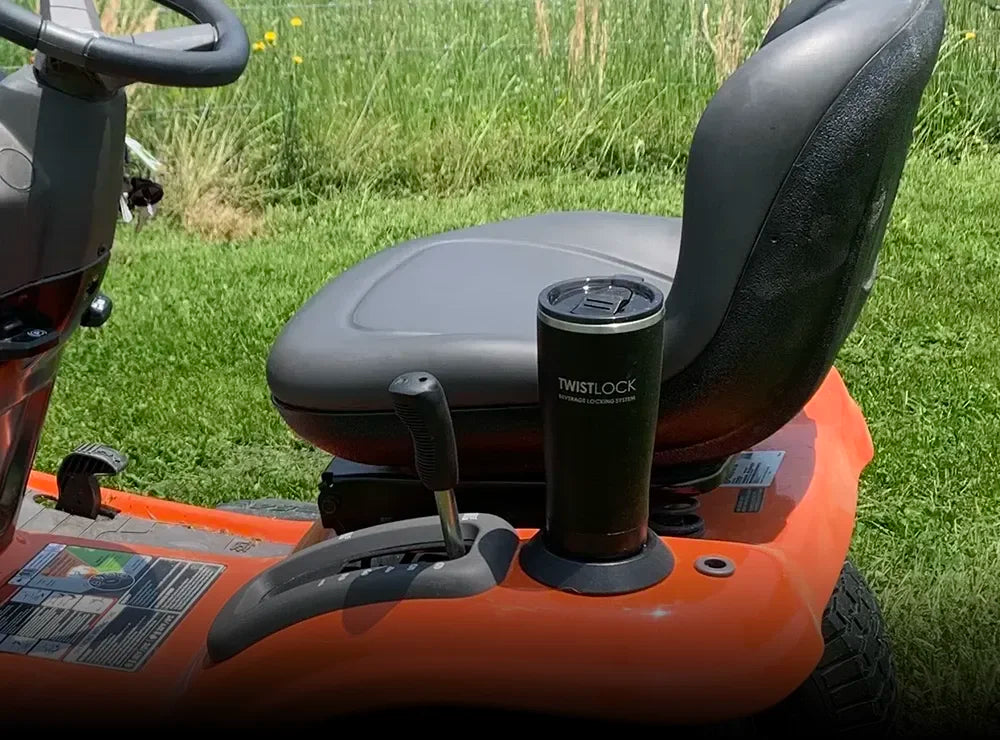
[754,559,899,737]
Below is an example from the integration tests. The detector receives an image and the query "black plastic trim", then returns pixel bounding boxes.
[207,514,519,663]
[316,456,734,532]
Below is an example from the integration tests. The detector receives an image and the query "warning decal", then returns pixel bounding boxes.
[0,543,224,672]
[720,450,785,488]
[734,488,765,513]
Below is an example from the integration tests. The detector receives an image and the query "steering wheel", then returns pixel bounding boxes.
[0,0,249,87]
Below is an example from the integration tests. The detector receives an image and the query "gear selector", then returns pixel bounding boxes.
[389,371,466,559]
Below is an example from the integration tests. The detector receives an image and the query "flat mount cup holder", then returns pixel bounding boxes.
[519,531,674,595]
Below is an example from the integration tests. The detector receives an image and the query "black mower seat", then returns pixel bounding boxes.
[267,211,682,413]
[267,0,944,473]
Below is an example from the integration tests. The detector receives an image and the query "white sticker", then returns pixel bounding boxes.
[29,640,71,661]
[8,543,64,586]
[720,451,785,488]
[10,588,51,605]
[0,635,36,654]
[2,543,223,673]
[73,595,114,614]
[43,593,80,609]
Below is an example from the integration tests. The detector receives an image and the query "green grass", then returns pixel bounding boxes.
[837,154,1000,735]
[32,152,1000,732]
[2,0,997,213]
[132,0,1000,206]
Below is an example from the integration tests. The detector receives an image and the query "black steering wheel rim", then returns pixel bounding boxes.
[0,0,249,87]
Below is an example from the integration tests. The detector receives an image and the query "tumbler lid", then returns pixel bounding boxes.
[538,275,664,332]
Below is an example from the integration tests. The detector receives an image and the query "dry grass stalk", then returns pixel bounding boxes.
[598,19,609,92]
[534,0,552,59]
[689,0,701,48]
[99,0,161,36]
[154,94,268,241]
[180,188,263,242]
[568,0,587,78]
[568,0,609,86]
[767,0,786,26]
[98,0,161,101]
[588,0,600,65]
[701,0,749,85]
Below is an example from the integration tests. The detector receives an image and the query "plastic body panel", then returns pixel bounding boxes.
[0,262,111,550]
[0,67,124,299]
[0,369,872,727]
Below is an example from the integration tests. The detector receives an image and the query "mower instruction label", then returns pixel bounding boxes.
[0,543,224,671]
[720,450,785,488]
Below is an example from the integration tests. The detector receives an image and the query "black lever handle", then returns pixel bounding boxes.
[390,371,465,559]
[389,372,459,491]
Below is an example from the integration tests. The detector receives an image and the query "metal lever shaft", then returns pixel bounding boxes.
[434,489,465,560]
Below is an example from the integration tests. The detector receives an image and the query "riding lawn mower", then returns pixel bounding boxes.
[0,0,945,732]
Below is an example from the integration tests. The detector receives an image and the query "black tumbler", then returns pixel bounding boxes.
[537,275,665,561]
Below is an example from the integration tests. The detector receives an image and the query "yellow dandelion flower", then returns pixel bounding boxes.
[264,30,277,44]
[292,54,303,64]
[964,31,976,40]
[290,16,302,27]
[252,41,266,52]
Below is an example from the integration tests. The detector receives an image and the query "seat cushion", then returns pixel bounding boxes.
[267,211,681,414]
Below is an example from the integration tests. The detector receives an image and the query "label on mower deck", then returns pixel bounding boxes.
[0,543,224,672]
[720,450,785,488]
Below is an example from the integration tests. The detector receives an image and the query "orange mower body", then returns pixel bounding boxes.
[0,369,871,728]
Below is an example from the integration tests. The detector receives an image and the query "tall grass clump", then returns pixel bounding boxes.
[0,0,995,233]
[119,0,742,221]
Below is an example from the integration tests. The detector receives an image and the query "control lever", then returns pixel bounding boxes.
[389,371,466,559]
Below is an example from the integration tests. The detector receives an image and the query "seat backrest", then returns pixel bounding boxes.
[655,0,944,459]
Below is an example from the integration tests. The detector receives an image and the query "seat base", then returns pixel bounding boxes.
[315,456,735,533]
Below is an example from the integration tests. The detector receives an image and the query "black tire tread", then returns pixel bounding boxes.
[758,559,898,736]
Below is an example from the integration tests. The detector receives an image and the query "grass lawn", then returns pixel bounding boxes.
[33,152,1000,734]
[7,0,988,225]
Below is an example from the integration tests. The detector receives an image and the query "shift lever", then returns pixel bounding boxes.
[389,371,466,559]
